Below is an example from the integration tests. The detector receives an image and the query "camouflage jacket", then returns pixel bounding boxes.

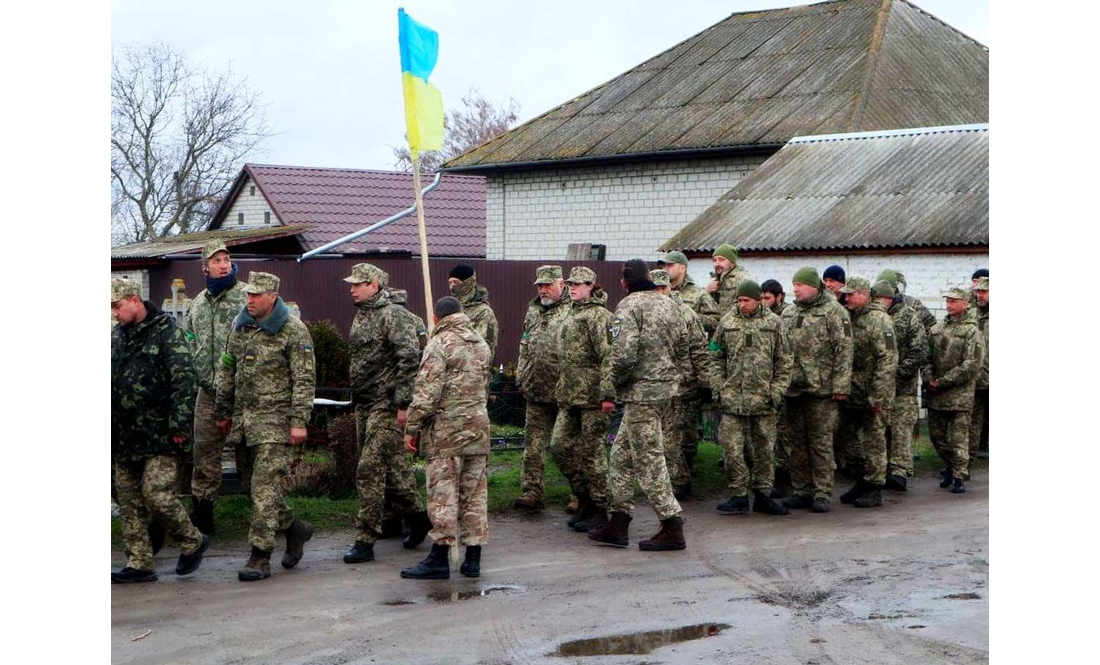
[709,302,791,415]
[112,302,197,461]
[888,299,927,396]
[771,300,789,317]
[387,288,429,352]
[711,265,752,317]
[672,276,720,335]
[184,279,248,394]
[348,289,421,411]
[554,289,615,408]
[452,276,499,359]
[923,307,983,412]
[405,313,491,460]
[846,302,898,410]
[975,304,989,390]
[904,294,937,332]
[517,291,571,403]
[670,292,711,399]
[602,287,683,404]
[782,290,853,398]
[215,297,316,445]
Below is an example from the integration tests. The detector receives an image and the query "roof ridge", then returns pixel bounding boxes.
[245,163,484,179]
[897,0,987,49]
[790,123,988,143]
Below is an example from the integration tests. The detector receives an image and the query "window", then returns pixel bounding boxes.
[250,186,256,196]
[237,213,244,225]
[264,211,271,224]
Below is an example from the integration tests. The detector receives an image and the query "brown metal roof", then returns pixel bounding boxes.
[659,124,988,253]
[111,225,308,259]
[209,164,487,257]
[445,0,987,171]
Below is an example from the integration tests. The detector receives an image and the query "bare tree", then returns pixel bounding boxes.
[111,42,274,245]
[393,87,520,172]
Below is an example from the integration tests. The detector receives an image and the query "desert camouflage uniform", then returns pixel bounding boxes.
[969,298,989,460]
[886,299,926,477]
[406,312,492,546]
[216,297,316,553]
[710,265,753,317]
[782,289,853,501]
[663,291,710,488]
[112,298,202,571]
[672,275,721,335]
[924,304,983,478]
[710,301,791,497]
[602,289,683,520]
[348,287,424,545]
[451,275,499,358]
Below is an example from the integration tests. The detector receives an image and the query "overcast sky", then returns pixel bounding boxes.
[111,0,989,171]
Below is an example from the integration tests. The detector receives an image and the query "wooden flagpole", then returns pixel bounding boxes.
[410,153,435,334]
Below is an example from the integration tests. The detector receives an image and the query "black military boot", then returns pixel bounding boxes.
[752,490,790,515]
[588,511,631,548]
[238,546,272,582]
[782,493,814,510]
[403,511,432,549]
[190,498,215,536]
[951,477,966,494]
[343,541,375,564]
[148,521,166,555]
[638,516,686,551]
[853,485,883,508]
[939,470,955,489]
[567,494,592,529]
[716,495,750,514]
[111,567,158,584]
[812,497,831,513]
[770,468,792,499]
[840,479,868,504]
[884,474,908,491]
[282,519,314,569]
[569,500,599,531]
[459,545,481,578]
[401,542,451,580]
[175,534,211,575]
[380,516,404,539]
[575,509,607,534]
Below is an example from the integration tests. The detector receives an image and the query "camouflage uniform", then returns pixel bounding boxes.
[603,288,683,521]
[664,289,710,488]
[782,289,853,502]
[387,288,430,352]
[112,285,203,572]
[711,265,753,317]
[516,268,571,506]
[406,312,492,546]
[215,279,316,553]
[886,298,927,477]
[451,275,499,359]
[893,271,937,333]
[551,273,614,511]
[969,286,989,460]
[710,301,792,497]
[345,267,425,545]
[672,275,721,335]
[924,294,983,478]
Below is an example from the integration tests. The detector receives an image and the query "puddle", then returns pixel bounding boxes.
[382,585,526,606]
[553,623,730,657]
[943,592,981,600]
[381,600,417,606]
[907,625,927,629]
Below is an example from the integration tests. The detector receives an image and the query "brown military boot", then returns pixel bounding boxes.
[238,546,272,582]
[565,495,580,515]
[588,511,631,548]
[639,516,686,552]
[513,493,544,513]
[281,519,314,569]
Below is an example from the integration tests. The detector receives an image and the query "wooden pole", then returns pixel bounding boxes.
[410,153,435,334]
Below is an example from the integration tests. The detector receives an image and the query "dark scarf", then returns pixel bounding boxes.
[627,280,657,293]
[233,296,290,334]
[206,262,239,298]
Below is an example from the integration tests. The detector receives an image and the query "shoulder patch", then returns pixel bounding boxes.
[842,319,852,337]
[608,318,622,343]
[885,330,896,350]
[299,343,313,353]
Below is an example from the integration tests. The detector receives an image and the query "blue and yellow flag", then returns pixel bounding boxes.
[398,8,444,156]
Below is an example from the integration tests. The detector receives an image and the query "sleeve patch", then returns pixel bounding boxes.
[299,343,313,353]
[608,318,622,342]
[220,352,236,368]
[885,331,896,350]
[185,331,195,342]
[708,340,722,352]
[842,320,852,337]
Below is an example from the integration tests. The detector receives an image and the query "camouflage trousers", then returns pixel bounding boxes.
[839,407,888,485]
[928,409,971,478]
[662,398,701,487]
[114,455,203,571]
[355,405,424,544]
[774,401,791,471]
[720,413,776,496]
[608,403,682,521]
[520,401,559,504]
[834,407,865,473]
[191,387,252,501]
[550,406,610,509]
[886,394,918,477]
[785,395,839,501]
[969,389,988,460]
[249,443,295,553]
[426,455,488,546]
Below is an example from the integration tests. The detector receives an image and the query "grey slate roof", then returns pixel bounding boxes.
[445,0,987,171]
[659,124,988,253]
[111,225,308,259]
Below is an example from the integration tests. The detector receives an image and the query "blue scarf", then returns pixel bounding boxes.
[206,263,239,298]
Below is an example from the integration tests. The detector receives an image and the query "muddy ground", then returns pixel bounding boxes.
[111,471,988,664]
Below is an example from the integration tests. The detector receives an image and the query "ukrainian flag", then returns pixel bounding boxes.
[398,8,444,156]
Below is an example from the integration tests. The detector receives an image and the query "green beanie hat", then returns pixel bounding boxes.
[876,269,898,287]
[735,280,762,300]
[792,266,821,288]
[712,243,738,263]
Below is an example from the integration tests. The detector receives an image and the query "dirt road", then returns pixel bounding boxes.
[111,472,988,664]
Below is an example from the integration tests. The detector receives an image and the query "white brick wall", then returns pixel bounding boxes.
[224,177,277,229]
[485,155,769,261]
[111,269,149,299]
[687,253,989,320]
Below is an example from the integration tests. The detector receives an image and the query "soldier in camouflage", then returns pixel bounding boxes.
[551,266,615,533]
[760,279,788,317]
[780,267,853,514]
[383,279,430,352]
[709,280,792,516]
[760,279,791,495]
[340,264,431,565]
[706,244,752,317]
[835,278,898,509]
[969,277,989,461]
[111,278,210,583]
[883,270,937,333]
[822,265,848,307]
[924,287,984,494]
[875,278,927,491]
[662,250,720,334]
[448,264,499,358]
[401,297,493,580]
[215,272,317,581]
[588,260,686,552]
[184,239,250,536]
[514,265,571,512]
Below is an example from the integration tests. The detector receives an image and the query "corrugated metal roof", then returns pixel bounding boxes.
[445,0,987,171]
[209,165,487,257]
[111,225,308,259]
[659,124,988,252]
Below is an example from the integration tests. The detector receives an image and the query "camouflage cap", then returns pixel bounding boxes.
[661,250,689,266]
[565,266,597,284]
[111,277,141,302]
[840,275,871,293]
[942,286,970,300]
[872,280,895,298]
[244,271,280,294]
[974,276,989,291]
[650,269,671,286]
[202,239,230,260]
[533,265,563,284]
[343,262,387,285]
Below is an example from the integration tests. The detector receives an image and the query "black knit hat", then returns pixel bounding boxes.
[760,279,784,296]
[971,268,989,280]
[449,264,475,281]
[823,265,846,283]
[622,258,651,286]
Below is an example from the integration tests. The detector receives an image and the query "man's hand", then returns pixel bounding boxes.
[290,427,308,445]
[171,434,189,446]
[404,434,418,453]
[706,280,719,294]
[832,393,848,402]
[930,379,940,389]
[601,400,616,414]
[396,409,408,428]
[217,419,232,436]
